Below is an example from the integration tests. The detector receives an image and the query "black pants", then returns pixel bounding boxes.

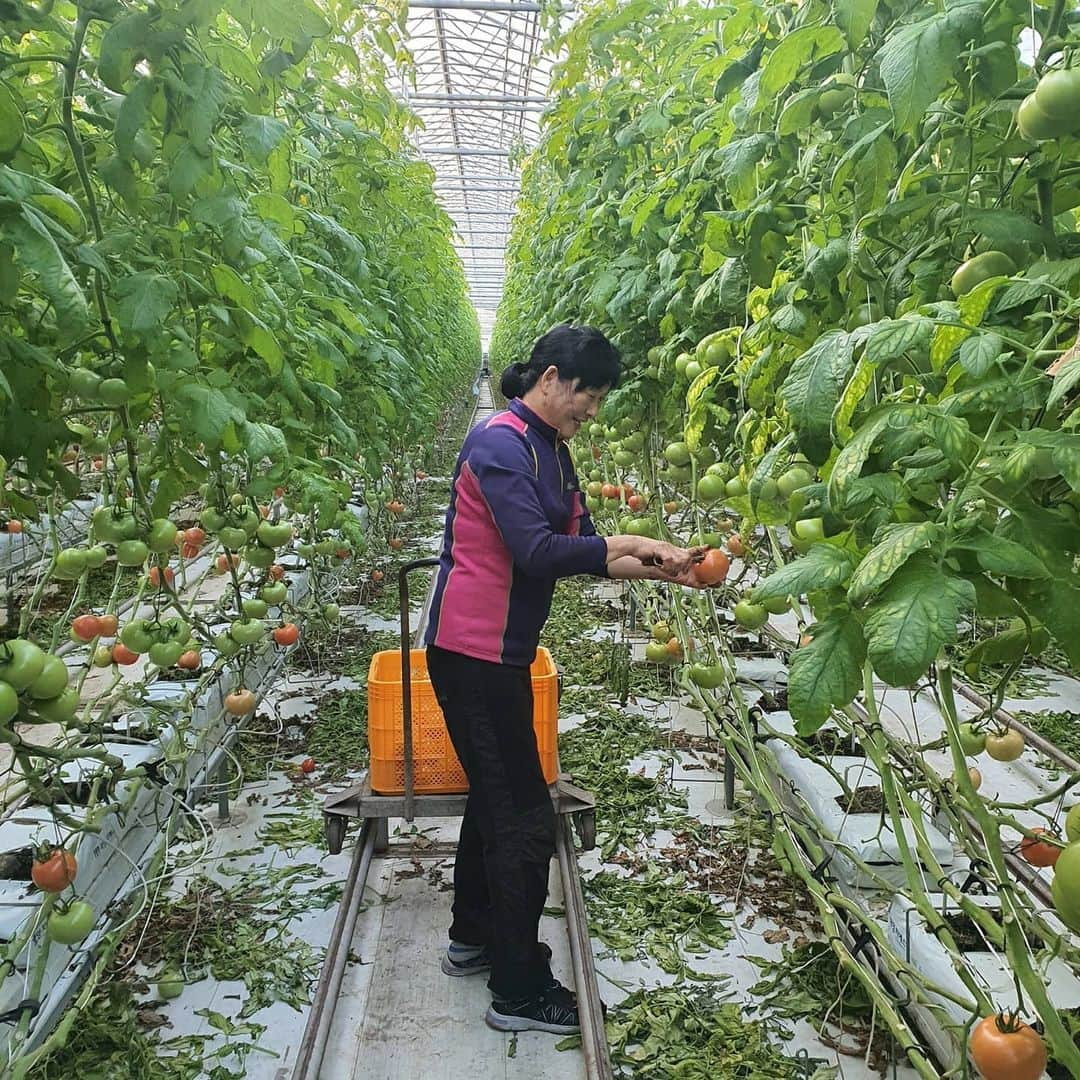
[426,645,556,1000]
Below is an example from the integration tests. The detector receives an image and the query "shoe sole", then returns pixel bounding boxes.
[484,1005,580,1035]
[441,955,492,977]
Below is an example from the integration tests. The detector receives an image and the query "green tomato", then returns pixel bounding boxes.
[0,680,18,723]
[201,508,226,533]
[725,477,746,498]
[956,722,986,756]
[148,641,184,668]
[47,900,95,945]
[260,583,289,605]
[664,442,691,467]
[696,474,726,503]
[68,368,103,400]
[53,548,88,581]
[237,509,261,539]
[651,622,671,643]
[705,461,733,480]
[146,519,178,553]
[777,468,813,499]
[218,527,248,551]
[761,595,790,615]
[98,378,132,407]
[157,970,184,1000]
[704,338,730,366]
[1035,67,1080,117]
[674,352,692,376]
[757,478,779,503]
[33,687,79,724]
[120,620,156,654]
[689,662,726,689]
[297,543,316,559]
[1066,804,1080,844]
[950,251,1016,296]
[242,598,269,619]
[683,360,703,382]
[645,641,673,664]
[245,545,276,569]
[229,618,266,645]
[734,600,769,630]
[1017,91,1073,141]
[229,492,245,508]
[0,639,46,692]
[28,655,69,701]
[83,546,108,569]
[322,603,341,623]
[794,518,825,542]
[159,618,189,643]
[314,539,337,557]
[115,540,149,566]
[212,633,243,658]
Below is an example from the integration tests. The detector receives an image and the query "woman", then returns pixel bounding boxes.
[424,324,705,1035]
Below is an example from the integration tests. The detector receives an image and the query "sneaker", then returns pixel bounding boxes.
[485,980,581,1035]
[441,943,491,977]
[442,941,552,978]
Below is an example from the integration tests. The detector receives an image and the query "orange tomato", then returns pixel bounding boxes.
[111,643,139,666]
[225,689,256,715]
[71,614,102,642]
[147,566,175,588]
[272,623,300,647]
[692,549,731,586]
[5,520,23,534]
[267,564,285,581]
[1020,827,1061,867]
[177,650,201,670]
[726,534,746,557]
[969,1015,1046,1080]
[97,613,119,637]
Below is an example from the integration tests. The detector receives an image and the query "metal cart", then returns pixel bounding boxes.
[322,557,597,854]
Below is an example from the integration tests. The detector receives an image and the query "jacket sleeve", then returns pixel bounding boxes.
[469,429,609,579]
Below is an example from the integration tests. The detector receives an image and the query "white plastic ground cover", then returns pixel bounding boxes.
[886,893,1080,1025]
[0,528,351,1059]
[763,729,956,890]
[0,495,102,577]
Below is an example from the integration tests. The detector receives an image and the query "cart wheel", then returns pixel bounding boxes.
[575,809,596,852]
[325,813,346,855]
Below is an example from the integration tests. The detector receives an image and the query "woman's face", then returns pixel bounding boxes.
[535,367,608,441]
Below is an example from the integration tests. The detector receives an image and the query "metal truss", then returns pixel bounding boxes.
[402,0,552,341]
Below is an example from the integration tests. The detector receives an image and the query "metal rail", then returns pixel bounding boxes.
[291,375,613,1079]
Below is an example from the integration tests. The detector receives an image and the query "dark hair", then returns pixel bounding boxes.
[499,324,622,400]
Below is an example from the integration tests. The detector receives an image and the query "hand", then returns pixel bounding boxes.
[637,540,707,577]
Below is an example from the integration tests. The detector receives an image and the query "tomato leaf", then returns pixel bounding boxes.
[752,544,856,602]
[778,331,855,463]
[113,272,179,336]
[957,332,1003,378]
[864,317,932,364]
[789,614,867,733]
[848,522,942,606]
[863,555,975,686]
[953,533,1051,579]
[834,0,878,48]
[758,26,845,99]
[877,12,960,133]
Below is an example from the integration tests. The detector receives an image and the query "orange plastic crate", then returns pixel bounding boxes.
[367,647,559,795]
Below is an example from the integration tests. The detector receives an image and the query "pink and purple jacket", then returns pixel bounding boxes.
[425,398,608,668]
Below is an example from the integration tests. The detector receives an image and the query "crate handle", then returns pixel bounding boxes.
[399,557,440,823]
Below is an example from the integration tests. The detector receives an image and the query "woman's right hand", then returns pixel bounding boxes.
[635,538,707,578]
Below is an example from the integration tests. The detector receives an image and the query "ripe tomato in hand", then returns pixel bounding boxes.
[691,549,730,586]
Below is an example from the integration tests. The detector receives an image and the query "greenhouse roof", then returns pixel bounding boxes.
[401,0,552,343]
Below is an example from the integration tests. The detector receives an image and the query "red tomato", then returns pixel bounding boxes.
[665,637,683,660]
[1020,827,1061,867]
[627,494,646,512]
[267,564,285,581]
[97,614,118,638]
[300,757,316,774]
[969,1014,1046,1080]
[389,537,404,551]
[181,543,201,560]
[216,553,240,573]
[71,615,102,642]
[177,650,201,671]
[31,849,77,893]
[111,643,139,666]
[693,549,731,586]
[147,566,175,588]
[272,623,300,647]
[371,569,384,583]
[184,527,206,547]
[5,520,23,534]
[601,483,620,500]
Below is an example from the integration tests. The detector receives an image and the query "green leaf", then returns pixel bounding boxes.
[864,555,975,685]
[752,544,857,602]
[848,522,941,605]
[964,208,1046,247]
[240,420,288,460]
[114,272,179,336]
[954,533,1051,579]
[5,206,88,338]
[864,317,932,363]
[789,615,867,733]
[957,332,1003,377]
[1040,582,1080,668]
[115,77,156,162]
[877,13,960,132]
[684,366,722,452]
[758,26,845,98]
[240,113,289,163]
[173,384,244,445]
[778,331,855,463]
[834,0,878,48]
[1047,345,1080,410]
[241,317,284,374]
